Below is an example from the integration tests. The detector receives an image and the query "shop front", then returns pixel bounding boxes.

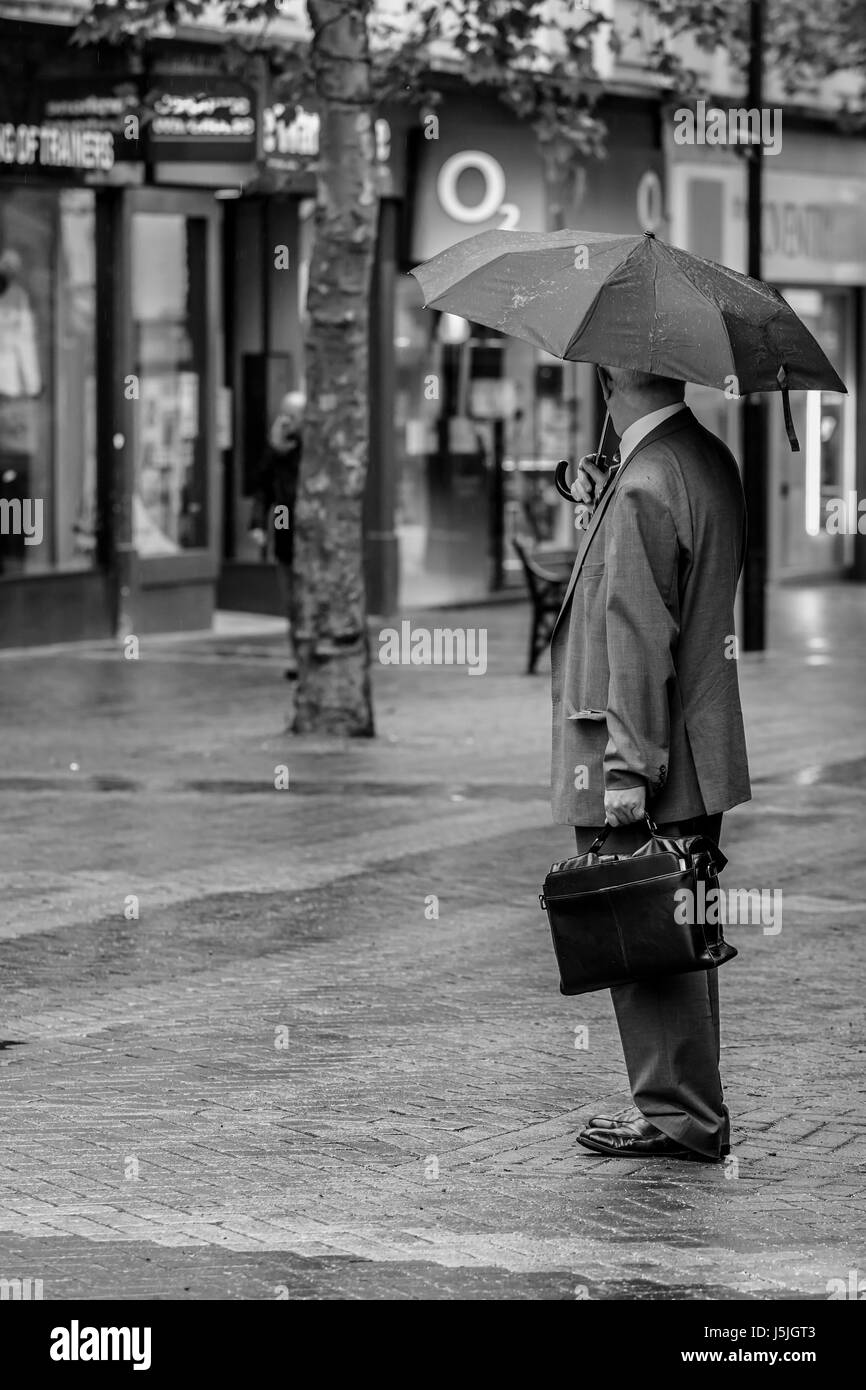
[668,125,865,583]
[216,95,407,620]
[0,35,111,645]
[0,20,262,645]
[400,92,666,607]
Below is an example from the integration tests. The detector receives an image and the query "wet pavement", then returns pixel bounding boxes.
[0,584,864,1300]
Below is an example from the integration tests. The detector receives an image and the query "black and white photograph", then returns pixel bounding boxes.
[0,0,864,1352]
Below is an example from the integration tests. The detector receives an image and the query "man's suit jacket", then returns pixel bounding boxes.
[550,407,751,826]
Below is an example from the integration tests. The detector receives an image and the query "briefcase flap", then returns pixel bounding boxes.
[544,849,689,900]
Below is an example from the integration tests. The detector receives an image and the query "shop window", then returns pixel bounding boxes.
[0,186,97,576]
[393,273,579,606]
[130,212,208,554]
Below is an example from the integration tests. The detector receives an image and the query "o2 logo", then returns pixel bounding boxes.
[636,170,663,233]
[436,150,520,230]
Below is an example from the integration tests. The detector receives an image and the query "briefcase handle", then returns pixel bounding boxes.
[588,812,661,854]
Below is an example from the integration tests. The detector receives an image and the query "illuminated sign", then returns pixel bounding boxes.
[145,78,257,161]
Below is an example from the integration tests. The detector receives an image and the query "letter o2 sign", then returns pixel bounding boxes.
[636,170,663,233]
[436,150,519,229]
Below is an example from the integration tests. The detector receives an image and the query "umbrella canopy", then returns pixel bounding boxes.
[410,228,845,449]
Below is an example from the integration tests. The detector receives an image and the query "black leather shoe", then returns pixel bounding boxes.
[577,1115,720,1161]
[587,1104,731,1158]
[588,1103,643,1129]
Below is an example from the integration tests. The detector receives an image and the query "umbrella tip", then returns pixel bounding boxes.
[644,230,656,238]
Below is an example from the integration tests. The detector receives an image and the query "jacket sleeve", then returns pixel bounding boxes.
[602,476,679,795]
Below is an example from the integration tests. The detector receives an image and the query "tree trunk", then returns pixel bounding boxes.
[291,0,378,735]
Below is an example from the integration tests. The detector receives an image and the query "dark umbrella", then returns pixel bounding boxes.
[410,228,846,463]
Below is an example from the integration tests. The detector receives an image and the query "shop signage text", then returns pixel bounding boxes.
[263,103,391,165]
[0,75,258,176]
[436,150,519,228]
[733,196,838,263]
[149,89,256,149]
[0,122,114,171]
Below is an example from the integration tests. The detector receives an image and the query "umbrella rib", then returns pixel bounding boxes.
[649,252,659,370]
[561,236,646,360]
[658,241,738,386]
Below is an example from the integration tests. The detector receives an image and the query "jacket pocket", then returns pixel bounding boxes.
[576,563,609,712]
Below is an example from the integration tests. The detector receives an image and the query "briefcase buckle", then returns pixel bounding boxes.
[538,893,547,911]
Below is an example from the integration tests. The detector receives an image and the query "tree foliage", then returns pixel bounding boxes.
[641,0,866,120]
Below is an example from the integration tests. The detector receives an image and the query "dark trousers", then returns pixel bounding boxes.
[574,812,728,1159]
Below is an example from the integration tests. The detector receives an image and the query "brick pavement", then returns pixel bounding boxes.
[0,586,864,1299]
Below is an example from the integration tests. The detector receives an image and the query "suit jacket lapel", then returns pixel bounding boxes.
[549,408,695,643]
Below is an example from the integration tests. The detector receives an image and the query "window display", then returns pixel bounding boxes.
[0,186,96,574]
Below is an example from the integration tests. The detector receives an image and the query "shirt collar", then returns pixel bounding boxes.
[617,402,686,464]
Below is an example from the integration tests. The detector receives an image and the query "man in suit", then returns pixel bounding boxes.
[550,365,750,1162]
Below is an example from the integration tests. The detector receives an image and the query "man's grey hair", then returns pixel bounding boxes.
[604,367,686,401]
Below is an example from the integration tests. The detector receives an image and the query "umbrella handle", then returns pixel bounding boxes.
[553,408,612,502]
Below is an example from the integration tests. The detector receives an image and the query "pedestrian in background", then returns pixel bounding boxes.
[249,390,305,679]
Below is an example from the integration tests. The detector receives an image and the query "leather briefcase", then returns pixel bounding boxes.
[539,814,737,995]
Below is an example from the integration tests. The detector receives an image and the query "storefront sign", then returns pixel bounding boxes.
[263,104,320,160]
[145,77,257,163]
[678,162,866,283]
[411,93,548,261]
[436,151,519,228]
[41,82,141,163]
[636,170,664,232]
[735,171,866,282]
[0,78,140,176]
[0,122,115,172]
[261,102,399,193]
[0,73,257,175]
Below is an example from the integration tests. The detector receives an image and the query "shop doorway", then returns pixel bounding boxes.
[127,190,219,559]
[123,188,222,632]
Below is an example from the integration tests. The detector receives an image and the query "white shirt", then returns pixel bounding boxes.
[617,402,686,464]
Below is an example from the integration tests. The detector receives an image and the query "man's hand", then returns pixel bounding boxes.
[571,453,610,531]
[249,527,266,549]
[604,784,646,827]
